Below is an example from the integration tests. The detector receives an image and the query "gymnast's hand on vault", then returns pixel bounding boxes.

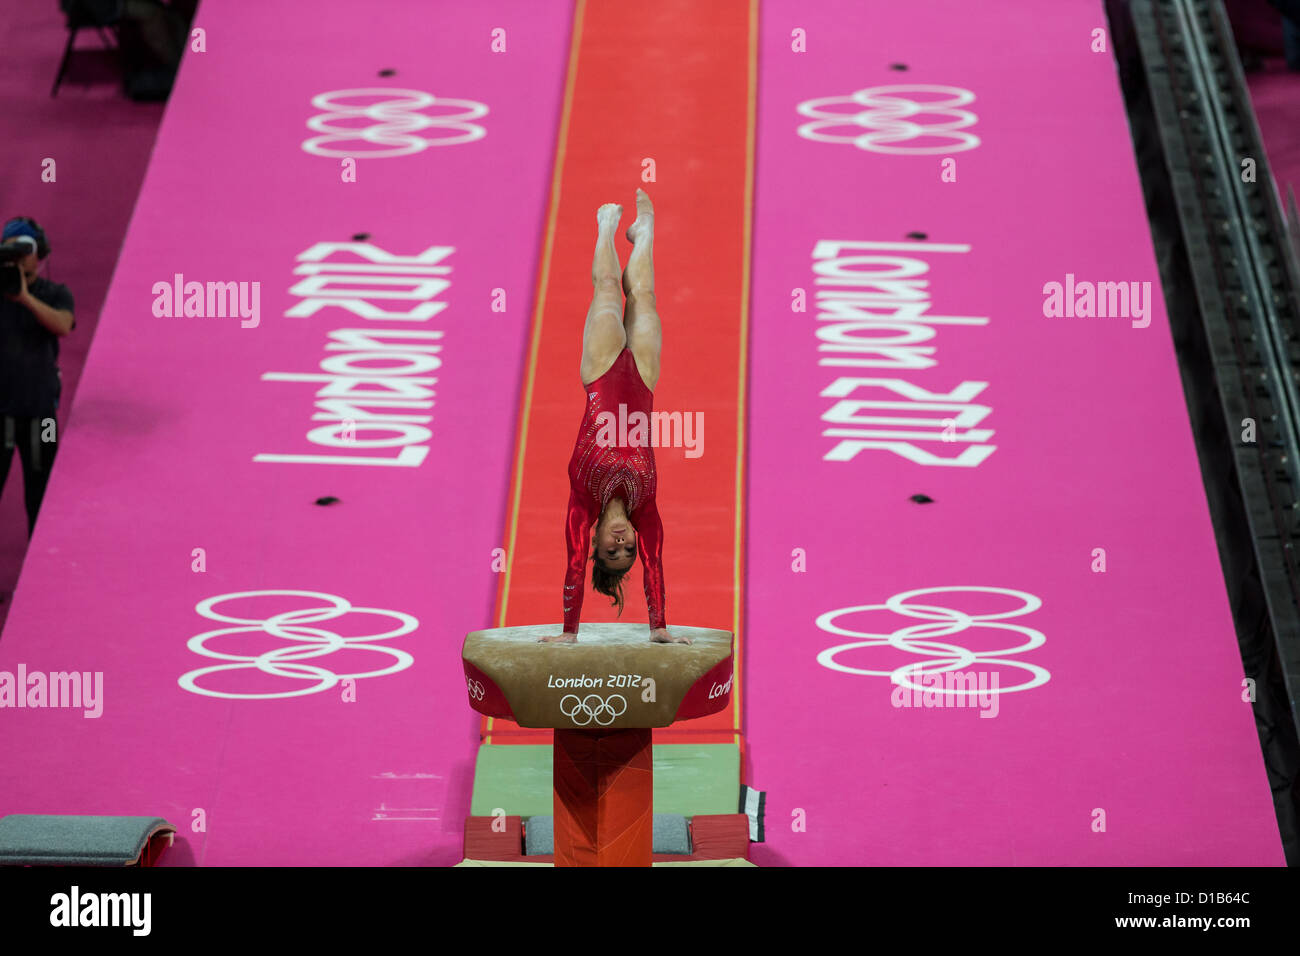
[538,632,579,643]
[650,627,691,645]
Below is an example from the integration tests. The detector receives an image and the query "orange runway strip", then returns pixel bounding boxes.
[485,0,754,752]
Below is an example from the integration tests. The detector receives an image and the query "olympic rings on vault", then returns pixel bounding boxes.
[559,693,628,727]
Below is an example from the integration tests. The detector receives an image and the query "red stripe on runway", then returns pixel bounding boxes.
[485,0,753,749]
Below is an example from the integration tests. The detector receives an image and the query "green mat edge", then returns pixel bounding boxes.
[455,857,755,867]
[469,741,741,818]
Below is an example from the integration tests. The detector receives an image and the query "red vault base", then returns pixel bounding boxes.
[552,727,653,867]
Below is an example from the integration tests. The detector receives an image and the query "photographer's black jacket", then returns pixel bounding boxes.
[0,276,75,417]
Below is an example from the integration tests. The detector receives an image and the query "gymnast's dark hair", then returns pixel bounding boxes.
[591,546,630,616]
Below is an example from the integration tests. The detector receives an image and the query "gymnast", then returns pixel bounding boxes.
[540,189,690,645]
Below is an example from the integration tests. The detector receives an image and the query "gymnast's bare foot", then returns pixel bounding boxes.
[650,627,691,645]
[539,632,578,643]
[626,188,653,245]
[597,203,622,233]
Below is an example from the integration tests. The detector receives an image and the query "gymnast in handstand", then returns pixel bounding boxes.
[540,189,689,645]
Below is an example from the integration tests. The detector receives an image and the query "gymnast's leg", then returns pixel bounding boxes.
[580,203,628,386]
[623,188,660,392]
[622,189,685,645]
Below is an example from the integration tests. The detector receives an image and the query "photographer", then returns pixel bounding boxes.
[0,217,75,537]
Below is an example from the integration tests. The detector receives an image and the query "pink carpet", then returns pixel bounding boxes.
[0,0,571,865]
[743,0,1282,865]
[0,4,164,624]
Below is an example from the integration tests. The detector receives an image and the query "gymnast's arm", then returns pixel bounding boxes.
[634,497,667,635]
[560,485,596,636]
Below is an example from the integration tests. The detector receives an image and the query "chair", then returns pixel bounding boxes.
[52,0,123,97]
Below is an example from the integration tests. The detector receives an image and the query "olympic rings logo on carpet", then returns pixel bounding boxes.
[466,678,485,701]
[795,85,981,155]
[178,590,418,700]
[559,693,628,727]
[815,586,1049,696]
[302,88,488,158]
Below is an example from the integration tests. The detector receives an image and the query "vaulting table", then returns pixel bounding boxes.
[462,623,734,866]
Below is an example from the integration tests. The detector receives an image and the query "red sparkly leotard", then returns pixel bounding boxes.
[563,347,665,633]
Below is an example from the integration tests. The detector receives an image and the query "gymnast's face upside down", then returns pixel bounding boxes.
[593,511,636,573]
